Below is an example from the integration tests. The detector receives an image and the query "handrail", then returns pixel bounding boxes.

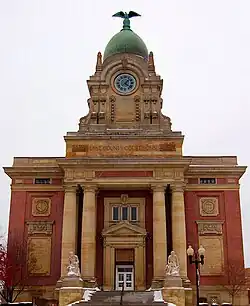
[120,281,124,305]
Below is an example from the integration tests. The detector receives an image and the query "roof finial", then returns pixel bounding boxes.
[96,52,103,73]
[112,11,141,30]
[148,51,155,73]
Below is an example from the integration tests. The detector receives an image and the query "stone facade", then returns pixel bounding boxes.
[3,18,248,306]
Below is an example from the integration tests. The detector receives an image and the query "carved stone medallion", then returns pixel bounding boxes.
[120,194,129,204]
[32,198,51,217]
[199,197,219,216]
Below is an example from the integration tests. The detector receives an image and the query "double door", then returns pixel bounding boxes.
[115,265,134,291]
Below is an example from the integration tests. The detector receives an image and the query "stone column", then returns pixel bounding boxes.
[60,185,77,277]
[81,185,97,282]
[135,244,146,290]
[103,244,115,291]
[171,183,187,278]
[151,184,167,282]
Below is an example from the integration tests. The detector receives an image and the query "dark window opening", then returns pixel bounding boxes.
[199,178,216,184]
[122,207,128,220]
[131,207,137,221]
[34,178,51,184]
[112,207,119,221]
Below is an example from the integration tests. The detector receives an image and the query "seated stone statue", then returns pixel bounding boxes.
[67,251,80,277]
[165,251,180,277]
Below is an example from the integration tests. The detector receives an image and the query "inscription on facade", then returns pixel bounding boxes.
[199,197,219,216]
[71,143,176,153]
[199,236,224,275]
[27,237,52,275]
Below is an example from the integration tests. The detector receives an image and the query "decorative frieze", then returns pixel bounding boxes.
[95,170,153,178]
[15,179,23,184]
[227,178,238,184]
[32,198,51,216]
[26,221,54,235]
[199,197,219,216]
[65,169,74,180]
[196,221,223,235]
[154,168,174,180]
[64,170,95,181]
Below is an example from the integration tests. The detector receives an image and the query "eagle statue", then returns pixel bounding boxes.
[112,11,141,19]
[112,11,141,29]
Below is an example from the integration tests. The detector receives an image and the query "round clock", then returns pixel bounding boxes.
[114,73,137,94]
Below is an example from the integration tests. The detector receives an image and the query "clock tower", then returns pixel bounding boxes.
[75,12,175,136]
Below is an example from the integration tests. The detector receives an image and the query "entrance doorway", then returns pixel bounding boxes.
[115,265,134,291]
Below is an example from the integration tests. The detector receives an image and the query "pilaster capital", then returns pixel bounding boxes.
[81,184,98,193]
[151,184,166,193]
[63,184,77,193]
[171,182,186,193]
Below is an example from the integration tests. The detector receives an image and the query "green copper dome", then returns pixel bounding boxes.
[103,11,148,61]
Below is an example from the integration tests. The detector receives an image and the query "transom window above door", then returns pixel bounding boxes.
[112,205,138,222]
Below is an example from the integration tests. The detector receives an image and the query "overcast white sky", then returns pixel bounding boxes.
[0,1,249,265]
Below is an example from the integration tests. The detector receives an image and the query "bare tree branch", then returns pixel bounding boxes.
[223,261,247,305]
[0,230,36,303]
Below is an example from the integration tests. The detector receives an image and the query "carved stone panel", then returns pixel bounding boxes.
[26,221,54,235]
[32,198,51,217]
[196,221,223,235]
[27,237,52,275]
[154,168,174,180]
[15,179,23,184]
[199,197,219,216]
[199,236,224,275]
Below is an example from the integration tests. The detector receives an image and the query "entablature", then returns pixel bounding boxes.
[4,167,63,179]
[185,184,240,191]
[57,157,190,167]
[185,165,246,179]
[64,133,184,140]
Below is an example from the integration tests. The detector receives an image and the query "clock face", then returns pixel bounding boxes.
[114,73,137,94]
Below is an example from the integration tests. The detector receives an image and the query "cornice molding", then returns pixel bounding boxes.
[186,165,246,179]
[63,134,184,140]
[185,184,240,191]
[11,185,64,191]
[4,167,63,179]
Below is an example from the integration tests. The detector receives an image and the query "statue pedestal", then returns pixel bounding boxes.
[162,286,185,306]
[82,277,98,288]
[162,276,185,306]
[57,276,84,306]
[151,279,164,290]
[164,275,182,287]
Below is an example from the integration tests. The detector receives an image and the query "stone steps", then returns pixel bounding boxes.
[78,290,166,305]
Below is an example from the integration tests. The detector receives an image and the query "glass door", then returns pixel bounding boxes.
[115,265,134,291]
